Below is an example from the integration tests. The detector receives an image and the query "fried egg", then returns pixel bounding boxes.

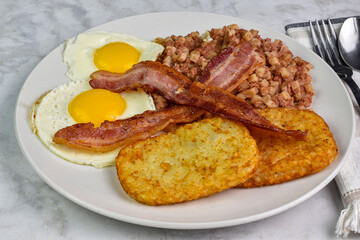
[31,80,155,168]
[63,31,164,81]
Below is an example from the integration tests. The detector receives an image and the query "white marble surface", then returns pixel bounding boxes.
[1,0,360,239]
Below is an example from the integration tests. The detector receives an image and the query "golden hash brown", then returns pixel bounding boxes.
[238,108,338,188]
[116,117,259,205]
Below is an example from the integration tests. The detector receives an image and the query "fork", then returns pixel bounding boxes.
[309,19,360,106]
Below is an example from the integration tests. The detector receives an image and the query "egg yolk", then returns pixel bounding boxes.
[93,42,140,73]
[68,89,126,127]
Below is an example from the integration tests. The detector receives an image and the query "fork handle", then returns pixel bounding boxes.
[333,65,360,106]
[343,77,360,106]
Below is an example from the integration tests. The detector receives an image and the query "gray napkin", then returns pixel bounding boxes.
[285,17,360,238]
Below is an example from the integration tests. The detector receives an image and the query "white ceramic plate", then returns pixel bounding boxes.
[15,12,355,229]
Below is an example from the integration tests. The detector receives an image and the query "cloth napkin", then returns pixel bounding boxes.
[285,16,360,238]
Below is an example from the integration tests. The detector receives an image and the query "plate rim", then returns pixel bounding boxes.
[14,11,356,229]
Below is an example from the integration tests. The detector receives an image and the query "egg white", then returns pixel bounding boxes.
[31,80,155,168]
[63,31,164,81]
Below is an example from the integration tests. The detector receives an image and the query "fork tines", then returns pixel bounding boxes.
[309,19,343,66]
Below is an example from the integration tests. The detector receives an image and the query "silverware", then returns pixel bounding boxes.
[338,17,360,71]
[309,19,360,106]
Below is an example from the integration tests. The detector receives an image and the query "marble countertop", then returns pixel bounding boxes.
[2,0,360,239]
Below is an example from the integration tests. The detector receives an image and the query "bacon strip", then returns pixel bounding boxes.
[89,61,192,100]
[53,106,205,152]
[90,61,305,140]
[198,41,265,92]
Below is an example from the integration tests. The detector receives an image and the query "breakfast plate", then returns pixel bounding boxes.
[15,12,355,229]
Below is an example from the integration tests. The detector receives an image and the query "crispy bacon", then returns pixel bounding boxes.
[198,41,265,92]
[89,61,192,100]
[53,106,205,152]
[90,61,305,140]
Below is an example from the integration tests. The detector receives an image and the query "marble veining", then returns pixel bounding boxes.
[1,0,360,239]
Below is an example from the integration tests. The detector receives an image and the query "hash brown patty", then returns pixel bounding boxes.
[239,108,338,188]
[116,117,259,205]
